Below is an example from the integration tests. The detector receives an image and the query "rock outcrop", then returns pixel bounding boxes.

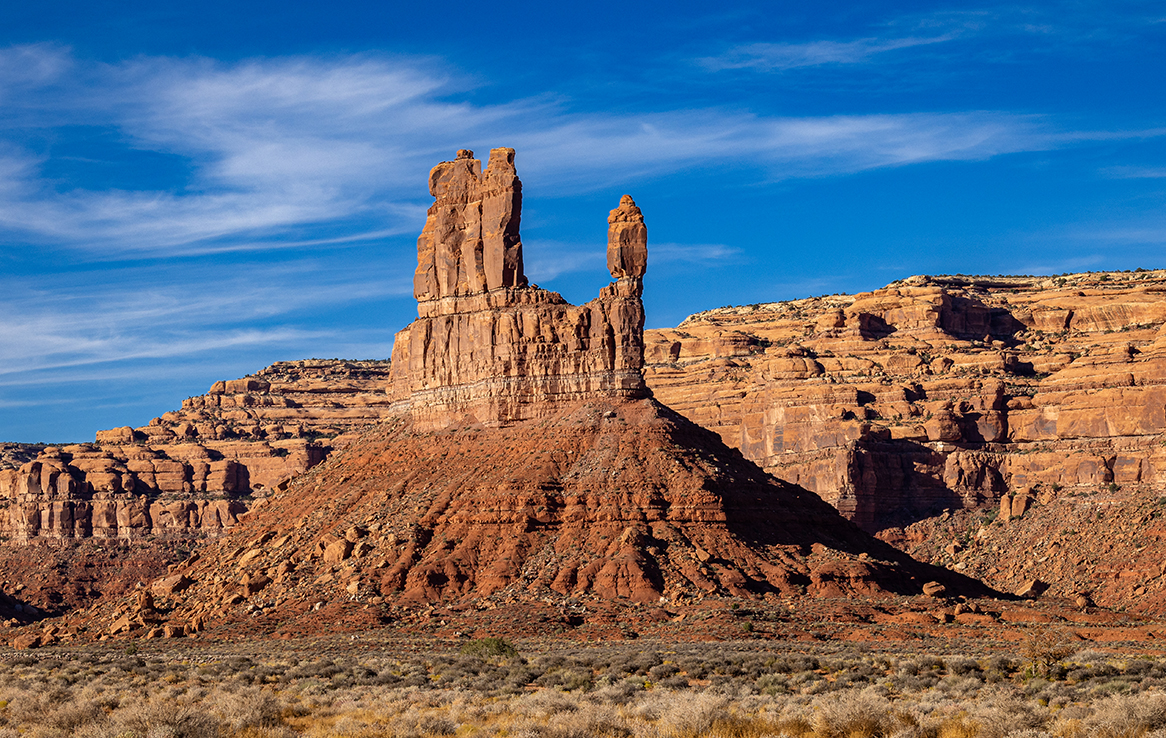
[414,148,526,300]
[79,149,978,640]
[390,150,647,432]
[109,359,396,446]
[0,360,399,541]
[644,272,1166,532]
[0,444,252,540]
[607,194,647,279]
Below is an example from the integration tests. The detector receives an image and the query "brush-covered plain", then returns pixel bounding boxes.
[4,639,1166,737]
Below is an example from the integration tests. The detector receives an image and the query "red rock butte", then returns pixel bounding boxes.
[389,147,650,432]
[60,148,976,640]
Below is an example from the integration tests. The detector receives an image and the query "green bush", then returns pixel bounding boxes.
[459,637,520,661]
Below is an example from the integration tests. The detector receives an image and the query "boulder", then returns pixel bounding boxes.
[11,633,41,649]
[1016,579,1048,598]
[323,539,354,564]
[96,426,135,444]
[241,574,271,597]
[152,573,193,597]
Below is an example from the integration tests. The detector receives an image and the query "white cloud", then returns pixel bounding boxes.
[1102,166,1166,179]
[0,45,1100,259]
[699,35,956,71]
[0,257,412,376]
[523,240,606,284]
[651,243,743,265]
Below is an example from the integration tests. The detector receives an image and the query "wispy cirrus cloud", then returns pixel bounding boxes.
[651,243,743,265]
[0,44,1108,260]
[0,256,411,376]
[1102,166,1166,179]
[698,35,957,71]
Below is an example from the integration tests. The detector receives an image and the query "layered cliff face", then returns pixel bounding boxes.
[0,360,398,541]
[99,359,396,446]
[0,443,254,541]
[76,149,978,641]
[390,148,648,432]
[643,271,1166,537]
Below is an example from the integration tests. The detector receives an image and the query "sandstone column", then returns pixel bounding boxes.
[414,149,527,301]
[415,149,483,300]
[481,148,526,291]
[607,194,647,281]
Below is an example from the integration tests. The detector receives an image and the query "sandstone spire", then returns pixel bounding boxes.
[607,194,647,281]
[413,148,526,302]
[393,149,650,431]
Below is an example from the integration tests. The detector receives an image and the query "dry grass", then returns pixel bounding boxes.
[2,646,1166,737]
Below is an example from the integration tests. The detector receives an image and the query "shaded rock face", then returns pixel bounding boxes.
[391,151,647,432]
[643,271,1166,533]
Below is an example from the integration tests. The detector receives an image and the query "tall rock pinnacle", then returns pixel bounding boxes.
[413,148,526,302]
[391,149,649,431]
[607,194,647,282]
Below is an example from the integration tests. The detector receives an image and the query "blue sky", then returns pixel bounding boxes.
[2,1,1165,442]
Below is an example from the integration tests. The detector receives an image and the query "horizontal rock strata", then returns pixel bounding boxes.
[0,360,398,541]
[391,150,646,431]
[643,271,1166,532]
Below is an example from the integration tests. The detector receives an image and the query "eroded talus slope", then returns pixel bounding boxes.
[880,484,1166,616]
[644,271,1166,533]
[85,397,980,640]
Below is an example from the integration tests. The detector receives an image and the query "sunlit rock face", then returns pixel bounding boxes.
[643,271,1166,533]
[391,149,648,432]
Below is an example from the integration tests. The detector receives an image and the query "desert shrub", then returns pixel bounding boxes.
[899,655,945,676]
[1124,659,1153,677]
[460,637,521,662]
[657,675,690,690]
[1085,692,1166,738]
[284,659,342,681]
[813,689,896,738]
[536,667,594,691]
[888,671,940,692]
[213,688,284,732]
[588,679,644,705]
[515,688,582,718]
[97,700,223,738]
[948,658,983,678]
[1022,627,1076,678]
[676,658,710,679]
[770,655,819,674]
[648,663,680,681]
[931,713,982,738]
[964,691,1050,738]
[985,655,1018,683]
